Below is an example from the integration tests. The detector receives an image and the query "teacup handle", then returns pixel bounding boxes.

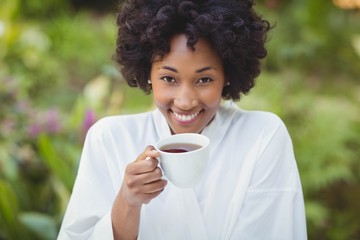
[157,159,168,181]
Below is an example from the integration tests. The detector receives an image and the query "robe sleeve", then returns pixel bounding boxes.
[57,121,118,240]
[232,117,307,240]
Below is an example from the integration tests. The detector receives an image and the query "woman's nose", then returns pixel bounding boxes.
[174,86,199,110]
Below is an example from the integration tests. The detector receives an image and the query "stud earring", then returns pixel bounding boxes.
[147,79,152,85]
[225,82,230,86]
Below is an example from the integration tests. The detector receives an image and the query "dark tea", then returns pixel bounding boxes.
[160,143,202,153]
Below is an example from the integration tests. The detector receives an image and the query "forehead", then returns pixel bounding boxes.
[152,34,223,69]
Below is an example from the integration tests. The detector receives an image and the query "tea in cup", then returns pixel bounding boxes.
[155,133,210,188]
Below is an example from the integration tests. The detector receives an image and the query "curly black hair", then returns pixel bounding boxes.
[115,0,270,100]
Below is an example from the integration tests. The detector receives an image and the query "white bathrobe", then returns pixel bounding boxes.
[58,103,307,240]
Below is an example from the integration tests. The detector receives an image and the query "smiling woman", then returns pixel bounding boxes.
[150,34,224,134]
[57,1,307,239]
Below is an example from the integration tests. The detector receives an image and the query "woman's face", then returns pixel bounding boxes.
[150,34,225,134]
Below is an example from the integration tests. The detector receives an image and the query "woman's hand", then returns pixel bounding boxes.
[120,145,167,207]
[112,146,166,239]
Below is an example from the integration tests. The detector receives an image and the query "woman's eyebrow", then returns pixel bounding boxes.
[196,66,216,73]
[159,66,216,73]
[159,66,178,73]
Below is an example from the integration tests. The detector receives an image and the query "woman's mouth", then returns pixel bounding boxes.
[172,111,201,123]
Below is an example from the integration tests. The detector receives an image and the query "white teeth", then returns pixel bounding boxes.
[173,111,200,122]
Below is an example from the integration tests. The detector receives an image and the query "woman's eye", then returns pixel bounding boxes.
[161,76,176,83]
[197,77,213,84]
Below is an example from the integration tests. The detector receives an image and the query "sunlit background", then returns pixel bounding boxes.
[0,0,359,239]
[333,0,360,9]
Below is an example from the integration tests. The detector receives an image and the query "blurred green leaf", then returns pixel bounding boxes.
[37,134,75,191]
[0,180,23,239]
[19,212,57,240]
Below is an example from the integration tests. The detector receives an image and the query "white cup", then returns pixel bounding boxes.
[154,133,210,188]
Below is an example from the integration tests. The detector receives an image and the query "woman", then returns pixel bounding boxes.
[58,0,307,239]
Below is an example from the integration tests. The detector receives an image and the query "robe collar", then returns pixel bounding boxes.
[145,101,247,240]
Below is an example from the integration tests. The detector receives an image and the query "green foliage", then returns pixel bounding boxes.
[19,212,57,240]
[0,180,21,238]
[1,4,114,238]
[17,0,71,19]
[37,134,76,190]
[0,3,117,109]
[260,0,360,77]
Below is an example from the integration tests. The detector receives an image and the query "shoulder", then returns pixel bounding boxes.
[86,111,154,138]
[220,103,285,129]
[244,110,285,129]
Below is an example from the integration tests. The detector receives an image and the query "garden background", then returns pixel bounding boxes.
[0,0,359,239]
